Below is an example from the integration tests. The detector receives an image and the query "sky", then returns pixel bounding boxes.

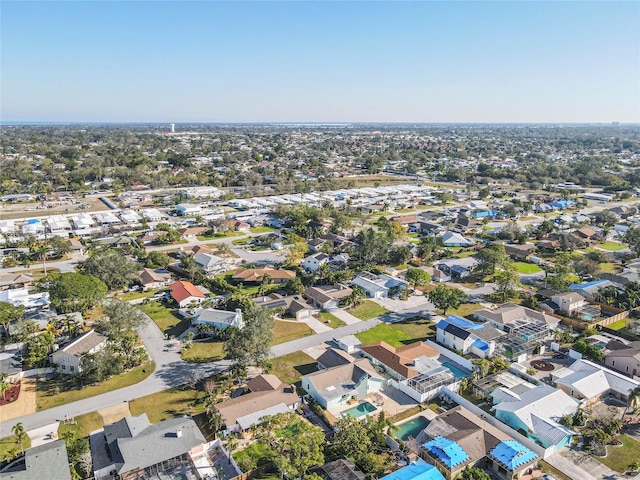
[2,1,639,123]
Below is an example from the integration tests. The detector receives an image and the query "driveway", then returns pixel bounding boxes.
[326,308,362,325]
[370,293,434,315]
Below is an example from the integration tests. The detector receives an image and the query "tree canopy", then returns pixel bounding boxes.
[43,272,107,313]
[78,249,139,289]
[427,285,466,315]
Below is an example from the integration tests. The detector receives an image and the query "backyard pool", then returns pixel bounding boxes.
[442,361,469,379]
[342,401,377,418]
[395,416,430,441]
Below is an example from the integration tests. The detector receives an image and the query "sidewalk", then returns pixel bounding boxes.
[326,308,362,325]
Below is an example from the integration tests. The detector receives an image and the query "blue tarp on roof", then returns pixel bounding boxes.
[569,280,609,290]
[472,339,489,351]
[27,219,41,224]
[472,210,499,218]
[439,315,483,331]
[379,461,445,480]
[489,440,538,470]
[549,200,575,208]
[423,436,470,468]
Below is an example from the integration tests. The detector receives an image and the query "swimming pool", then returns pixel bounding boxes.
[395,416,430,441]
[442,361,469,379]
[342,401,377,418]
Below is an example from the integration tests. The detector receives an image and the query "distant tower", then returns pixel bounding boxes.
[170,123,175,133]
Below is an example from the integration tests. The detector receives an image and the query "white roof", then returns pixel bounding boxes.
[554,359,640,399]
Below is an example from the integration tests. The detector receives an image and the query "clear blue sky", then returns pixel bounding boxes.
[2,1,639,123]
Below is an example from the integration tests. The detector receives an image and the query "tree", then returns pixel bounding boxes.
[494,263,519,302]
[95,301,147,342]
[459,466,491,480]
[474,244,507,277]
[80,346,123,383]
[11,422,26,454]
[283,276,304,295]
[355,228,393,266]
[341,286,365,309]
[224,306,274,372]
[405,268,431,289]
[572,258,600,280]
[43,272,107,313]
[624,226,640,257]
[256,413,324,480]
[473,358,491,379]
[331,415,372,465]
[145,251,170,269]
[427,285,466,315]
[78,249,139,290]
[24,331,55,367]
[0,302,25,341]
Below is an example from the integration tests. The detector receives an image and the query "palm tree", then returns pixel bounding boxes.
[258,274,272,296]
[458,377,469,394]
[224,435,239,464]
[11,422,26,454]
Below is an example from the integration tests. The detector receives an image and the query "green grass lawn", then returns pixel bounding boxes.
[36,363,155,411]
[539,461,572,480]
[232,237,252,246]
[513,262,542,274]
[197,231,244,240]
[607,320,628,331]
[130,385,207,423]
[116,289,161,302]
[181,340,225,363]
[250,226,276,234]
[233,442,273,471]
[598,241,628,252]
[599,262,620,274]
[595,434,640,473]
[58,411,104,438]
[447,303,481,319]
[0,434,31,460]
[356,317,436,348]
[349,300,390,320]
[140,301,190,337]
[269,351,318,385]
[272,320,315,345]
[453,250,478,259]
[318,311,346,329]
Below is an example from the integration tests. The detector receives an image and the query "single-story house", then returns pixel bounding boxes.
[191,308,244,330]
[252,293,313,321]
[379,461,445,480]
[139,268,172,289]
[1,439,71,480]
[439,232,473,248]
[193,252,225,274]
[473,303,558,341]
[351,272,409,299]
[231,267,296,285]
[305,284,353,309]
[169,280,207,308]
[0,273,33,291]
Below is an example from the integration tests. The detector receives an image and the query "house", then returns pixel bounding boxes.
[175,203,202,216]
[439,232,473,248]
[193,252,225,274]
[503,243,536,260]
[0,288,50,312]
[139,268,172,289]
[360,341,460,402]
[311,459,365,480]
[0,273,33,291]
[568,279,612,301]
[179,244,214,257]
[305,284,353,309]
[604,340,640,378]
[574,227,599,242]
[335,334,362,353]
[140,231,166,245]
[540,291,601,321]
[301,357,383,410]
[434,257,478,280]
[233,220,250,232]
[232,267,296,285]
[0,440,71,480]
[316,347,354,370]
[192,308,244,330]
[452,215,479,232]
[419,406,538,480]
[51,330,108,374]
[169,280,206,308]
[177,226,207,239]
[308,238,328,252]
[436,315,503,358]
[473,303,559,341]
[215,374,299,435]
[551,359,640,406]
[94,236,137,248]
[301,253,330,272]
[90,414,210,480]
[379,461,445,480]
[252,293,313,321]
[491,384,578,450]
[351,272,409,298]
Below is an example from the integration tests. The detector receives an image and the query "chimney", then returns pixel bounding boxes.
[235,308,242,314]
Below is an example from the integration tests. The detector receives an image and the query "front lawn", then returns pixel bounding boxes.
[318,311,346,328]
[181,340,225,363]
[0,434,31,460]
[599,241,628,252]
[607,320,627,331]
[356,321,434,348]
[448,303,481,319]
[36,363,155,411]
[130,385,207,423]
[268,351,318,385]
[250,226,276,234]
[595,434,640,473]
[349,301,390,320]
[140,301,190,337]
[116,289,161,302]
[599,262,620,274]
[58,411,103,438]
[272,320,315,345]
[197,231,244,240]
[513,262,542,274]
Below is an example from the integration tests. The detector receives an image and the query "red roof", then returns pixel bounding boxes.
[170,280,205,303]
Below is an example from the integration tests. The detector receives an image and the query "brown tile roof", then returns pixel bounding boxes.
[139,268,171,285]
[170,280,206,302]
[61,330,107,357]
[177,227,208,236]
[305,284,353,304]
[181,244,214,256]
[360,341,439,379]
[232,267,295,282]
[246,374,283,392]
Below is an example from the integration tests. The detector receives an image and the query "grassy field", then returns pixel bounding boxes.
[37,363,155,411]
[356,316,436,347]
[0,434,31,460]
[140,301,190,337]
[595,434,640,473]
[607,320,628,331]
[448,303,481,319]
[513,262,542,274]
[181,340,225,363]
[272,320,315,345]
[349,301,390,320]
[130,385,207,423]
[598,241,628,252]
[318,311,346,329]
[269,351,318,385]
[58,411,103,438]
